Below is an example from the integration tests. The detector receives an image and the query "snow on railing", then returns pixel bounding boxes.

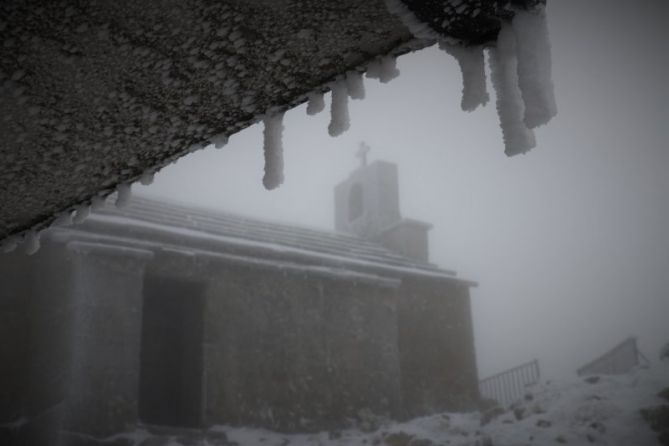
[576,337,650,377]
[479,359,541,408]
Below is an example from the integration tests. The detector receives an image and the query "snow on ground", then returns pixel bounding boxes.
[109,360,668,445]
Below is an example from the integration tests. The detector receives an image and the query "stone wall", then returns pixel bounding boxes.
[58,242,152,442]
[0,240,152,445]
[0,239,479,442]
[203,262,402,432]
[396,276,480,418]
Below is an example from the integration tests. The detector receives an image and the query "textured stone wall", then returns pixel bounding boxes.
[0,241,152,445]
[0,239,479,441]
[396,276,480,418]
[58,243,151,442]
[204,262,402,432]
[0,247,80,445]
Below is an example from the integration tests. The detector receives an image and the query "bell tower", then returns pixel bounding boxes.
[334,144,432,262]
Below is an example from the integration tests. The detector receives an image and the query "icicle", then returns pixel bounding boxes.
[346,72,365,100]
[90,195,106,210]
[378,57,400,83]
[211,133,229,149]
[53,211,74,226]
[139,171,155,186]
[24,230,40,256]
[328,81,350,137]
[1,235,20,253]
[73,205,90,224]
[488,25,536,156]
[440,41,489,112]
[116,183,132,208]
[511,7,557,128]
[262,111,285,190]
[365,60,382,80]
[306,92,325,116]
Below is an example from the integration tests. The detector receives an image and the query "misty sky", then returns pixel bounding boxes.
[138,0,668,380]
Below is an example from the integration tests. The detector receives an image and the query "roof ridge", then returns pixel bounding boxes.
[91,194,449,273]
[115,194,367,241]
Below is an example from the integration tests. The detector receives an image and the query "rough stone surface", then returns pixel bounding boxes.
[397,276,480,418]
[202,262,403,431]
[0,0,542,243]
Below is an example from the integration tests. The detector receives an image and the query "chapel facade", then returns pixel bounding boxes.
[0,160,479,445]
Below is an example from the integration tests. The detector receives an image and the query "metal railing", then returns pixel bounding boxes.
[479,359,540,408]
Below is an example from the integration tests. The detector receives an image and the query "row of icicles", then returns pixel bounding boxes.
[260,56,401,190]
[259,4,556,191]
[0,56,400,255]
[2,5,556,255]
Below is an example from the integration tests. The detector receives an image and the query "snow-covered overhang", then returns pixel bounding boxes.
[0,0,546,249]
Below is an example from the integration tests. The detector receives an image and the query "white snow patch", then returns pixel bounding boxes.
[488,24,536,156]
[105,361,668,446]
[512,7,558,128]
[192,250,402,287]
[67,240,154,259]
[57,215,460,281]
[262,111,285,190]
[306,92,325,116]
[115,183,132,208]
[328,80,350,137]
[345,71,365,100]
[440,41,489,112]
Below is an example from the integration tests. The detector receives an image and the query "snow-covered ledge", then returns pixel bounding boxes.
[66,240,155,261]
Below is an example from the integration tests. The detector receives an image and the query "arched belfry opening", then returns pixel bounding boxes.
[334,145,432,262]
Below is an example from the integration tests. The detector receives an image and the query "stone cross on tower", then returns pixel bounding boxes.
[356,141,371,167]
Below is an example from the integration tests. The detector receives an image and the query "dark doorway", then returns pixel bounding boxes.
[139,275,205,427]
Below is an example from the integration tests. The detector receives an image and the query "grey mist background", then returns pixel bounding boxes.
[138,0,669,380]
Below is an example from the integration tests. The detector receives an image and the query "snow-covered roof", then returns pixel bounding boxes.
[52,196,472,283]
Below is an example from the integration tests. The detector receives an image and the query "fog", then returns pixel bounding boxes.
[139,0,668,381]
